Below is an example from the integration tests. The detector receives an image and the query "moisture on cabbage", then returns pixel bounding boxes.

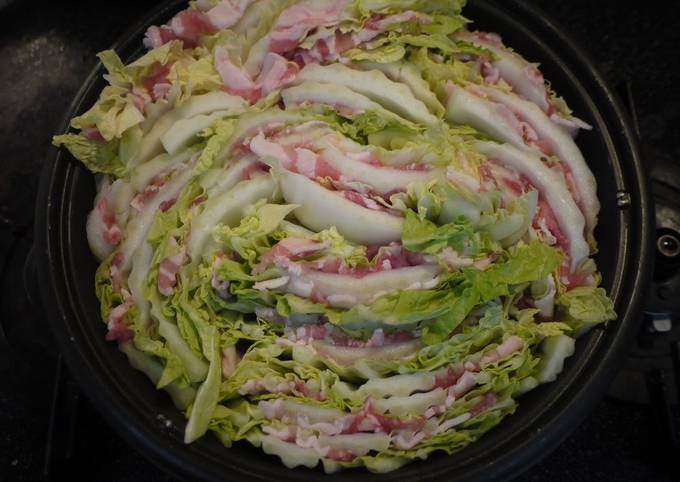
[53,0,615,473]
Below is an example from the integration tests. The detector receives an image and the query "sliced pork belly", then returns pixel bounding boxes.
[143,0,256,49]
[87,178,135,260]
[118,166,194,273]
[198,0,256,29]
[318,144,441,195]
[244,0,349,77]
[247,127,440,195]
[214,48,299,103]
[455,31,550,111]
[468,84,599,239]
[446,82,598,242]
[248,131,343,180]
[475,141,589,271]
[455,30,592,134]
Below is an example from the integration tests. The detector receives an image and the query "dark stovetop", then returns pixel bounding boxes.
[1,1,679,481]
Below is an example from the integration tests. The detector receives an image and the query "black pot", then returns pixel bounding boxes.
[34,0,654,480]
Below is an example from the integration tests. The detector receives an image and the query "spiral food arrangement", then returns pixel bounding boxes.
[54,0,615,473]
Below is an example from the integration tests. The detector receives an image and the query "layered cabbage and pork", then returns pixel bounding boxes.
[53,0,616,473]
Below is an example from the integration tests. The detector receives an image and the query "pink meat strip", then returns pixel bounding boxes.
[480,159,577,273]
[105,291,134,343]
[215,51,300,103]
[143,0,253,49]
[95,195,122,246]
[158,238,187,296]
[294,11,432,64]
[267,1,349,54]
[248,131,341,178]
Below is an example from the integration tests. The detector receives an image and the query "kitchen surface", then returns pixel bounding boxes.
[1,0,679,480]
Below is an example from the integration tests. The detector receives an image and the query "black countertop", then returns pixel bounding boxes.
[1,1,679,481]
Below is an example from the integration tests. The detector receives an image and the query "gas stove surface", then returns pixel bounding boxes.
[1,1,679,481]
